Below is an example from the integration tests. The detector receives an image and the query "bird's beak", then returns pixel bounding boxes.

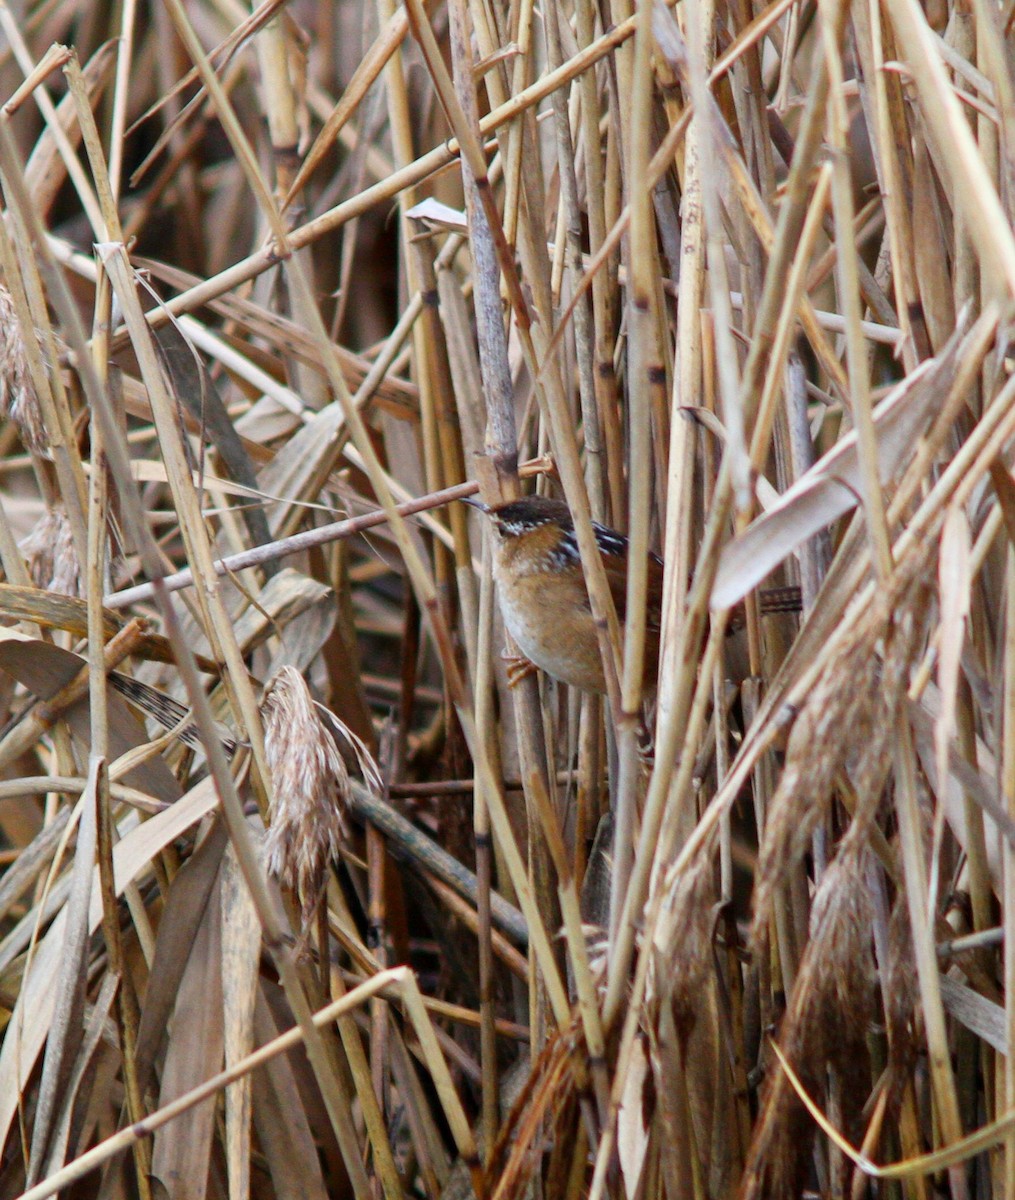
[460,494,489,513]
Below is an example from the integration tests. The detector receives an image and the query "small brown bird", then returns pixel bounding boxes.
[469,493,800,694]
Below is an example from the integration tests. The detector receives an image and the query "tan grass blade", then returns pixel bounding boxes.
[250,993,331,1200]
[0,777,220,1145]
[133,822,231,1096]
[150,878,224,1200]
[24,760,99,1186]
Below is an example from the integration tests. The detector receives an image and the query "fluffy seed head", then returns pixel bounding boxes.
[20,507,80,596]
[261,666,377,920]
[0,282,48,456]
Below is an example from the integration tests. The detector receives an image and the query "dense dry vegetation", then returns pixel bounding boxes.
[0,0,1014,1196]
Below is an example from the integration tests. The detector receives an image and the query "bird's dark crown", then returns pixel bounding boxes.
[487,496,572,537]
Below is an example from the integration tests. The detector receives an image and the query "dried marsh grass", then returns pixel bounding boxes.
[0,0,1014,1197]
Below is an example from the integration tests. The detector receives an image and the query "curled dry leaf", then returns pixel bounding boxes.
[150,880,224,1200]
[0,629,182,801]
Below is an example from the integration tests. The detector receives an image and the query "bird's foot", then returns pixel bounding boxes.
[503,653,538,688]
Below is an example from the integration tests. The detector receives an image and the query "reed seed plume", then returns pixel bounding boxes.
[649,855,716,1040]
[20,507,80,596]
[752,563,932,937]
[882,891,921,1102]
[0,281,47,456]
[261,665,368,920]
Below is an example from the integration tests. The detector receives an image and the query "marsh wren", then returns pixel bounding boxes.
[469,493,800,694]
